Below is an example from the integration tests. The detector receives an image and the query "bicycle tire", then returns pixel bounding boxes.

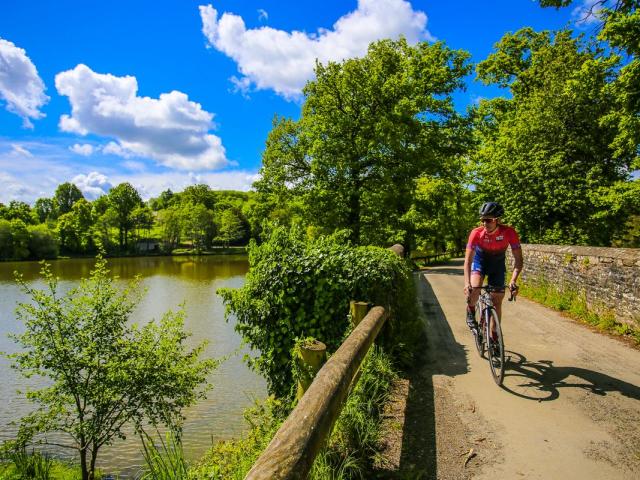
[473,301,485,357]
[485,307,505,385]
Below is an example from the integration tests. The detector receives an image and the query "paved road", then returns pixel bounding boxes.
[418,259,640,479]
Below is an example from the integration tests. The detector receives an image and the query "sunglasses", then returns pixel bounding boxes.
[480,218,497,223]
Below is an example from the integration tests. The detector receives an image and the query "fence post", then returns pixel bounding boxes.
[349,300,369,327]
[295,339,327,400]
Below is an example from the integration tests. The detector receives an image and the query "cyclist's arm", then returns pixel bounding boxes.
[509,247,523,287]
[464,247,475,293]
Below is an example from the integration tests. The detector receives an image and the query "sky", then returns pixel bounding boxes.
[0,0,598,204]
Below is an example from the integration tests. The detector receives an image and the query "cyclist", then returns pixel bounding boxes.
[464,202,523,335]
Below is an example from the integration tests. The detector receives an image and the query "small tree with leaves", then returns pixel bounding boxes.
[5,256,216,480]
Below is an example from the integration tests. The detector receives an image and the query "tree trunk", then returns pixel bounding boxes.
[89,444,99,480]
[80,444,89,480]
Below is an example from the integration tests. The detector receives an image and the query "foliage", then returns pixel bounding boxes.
[53,183,84,216]
[219,225,413,398]
[473,28,638,245]
[182,203,215,252]
[257,37,472,252]
[215,209,245,247]
[107,182,143,251]
[538,1,640,158]
[3,201,36,225]
[5,256,216,480]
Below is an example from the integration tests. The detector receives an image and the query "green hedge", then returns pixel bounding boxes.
[218,226,414,398]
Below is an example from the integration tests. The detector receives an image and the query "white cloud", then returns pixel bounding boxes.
[71,171,113,199]
[70,143,95,156]
[102,141,135,158]
[55,64,231,170]
[572,0,605,26]
[10,144,33,157]
[0,38,49,128]
[200,0,433,99]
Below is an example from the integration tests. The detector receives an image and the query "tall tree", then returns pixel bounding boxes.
[181,184,216,210]
[538,1,640,160]
[473,28,638,245]
[259,38,471,250]
[181,203,214,252]
[107,183,143,250]
[54,182,84,216]
[34,198,55,223]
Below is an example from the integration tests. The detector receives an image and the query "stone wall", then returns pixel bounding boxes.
[506,244,640,325]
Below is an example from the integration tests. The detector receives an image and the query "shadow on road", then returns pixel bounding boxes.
[502,350,640,402]
[377,272,468,478]
[416,258,465,277]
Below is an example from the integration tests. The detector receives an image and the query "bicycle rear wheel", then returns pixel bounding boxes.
[485,308,505,385]
[473,302,485,357]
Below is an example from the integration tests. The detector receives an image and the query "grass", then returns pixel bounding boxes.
[519,278,640,345]
[309,346,398,479]
[0,450,82,480]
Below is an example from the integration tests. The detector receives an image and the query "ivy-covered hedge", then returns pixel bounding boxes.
[218,227,415,398]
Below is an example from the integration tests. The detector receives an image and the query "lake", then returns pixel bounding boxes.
[0,255,267,477]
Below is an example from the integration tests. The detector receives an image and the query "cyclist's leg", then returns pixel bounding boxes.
[466,271,484,329]
[486,267,505,337]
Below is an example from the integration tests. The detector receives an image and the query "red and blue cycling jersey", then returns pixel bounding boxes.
[467,225,521,273]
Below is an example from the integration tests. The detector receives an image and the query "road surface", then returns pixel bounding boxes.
[402,259,640,479]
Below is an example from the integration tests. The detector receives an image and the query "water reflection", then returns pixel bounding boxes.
[0,255,266,477]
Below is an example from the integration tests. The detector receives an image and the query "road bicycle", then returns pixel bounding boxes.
[469,285,516,385]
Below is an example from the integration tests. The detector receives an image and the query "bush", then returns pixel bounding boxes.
[218,226,414,398]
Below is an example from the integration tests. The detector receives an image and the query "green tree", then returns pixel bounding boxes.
[34,198,55,223]
[181,203,214,252]
[5,201,36,225]
[131,205,154,243]
[10,219,30,259]
[7,257,216,480]
[157,206,182,251]
[180,184,216,210]
[473,28,638,245]
[27,224,59,259]
[56,212,81,253]
[216,209,245,247]
[54,182,84,216]
[0,219,13,260]
[538,1,640,158]
[258,38,471,251]
[149,189,176,211]
[107,183,143,251]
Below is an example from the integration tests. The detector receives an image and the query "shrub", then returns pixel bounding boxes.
[218,226,414,398]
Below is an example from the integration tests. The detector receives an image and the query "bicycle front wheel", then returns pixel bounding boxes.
[485,308,505,386]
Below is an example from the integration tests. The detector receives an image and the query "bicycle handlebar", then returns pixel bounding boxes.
[467,285,518,302]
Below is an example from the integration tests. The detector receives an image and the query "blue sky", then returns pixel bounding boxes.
[0,0,595,204]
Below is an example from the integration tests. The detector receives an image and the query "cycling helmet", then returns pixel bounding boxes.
[479,201,504,218]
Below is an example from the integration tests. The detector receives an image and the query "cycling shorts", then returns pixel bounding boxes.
[471,256,506,290]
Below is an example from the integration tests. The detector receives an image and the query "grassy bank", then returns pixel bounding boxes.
[519,278,640,345]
